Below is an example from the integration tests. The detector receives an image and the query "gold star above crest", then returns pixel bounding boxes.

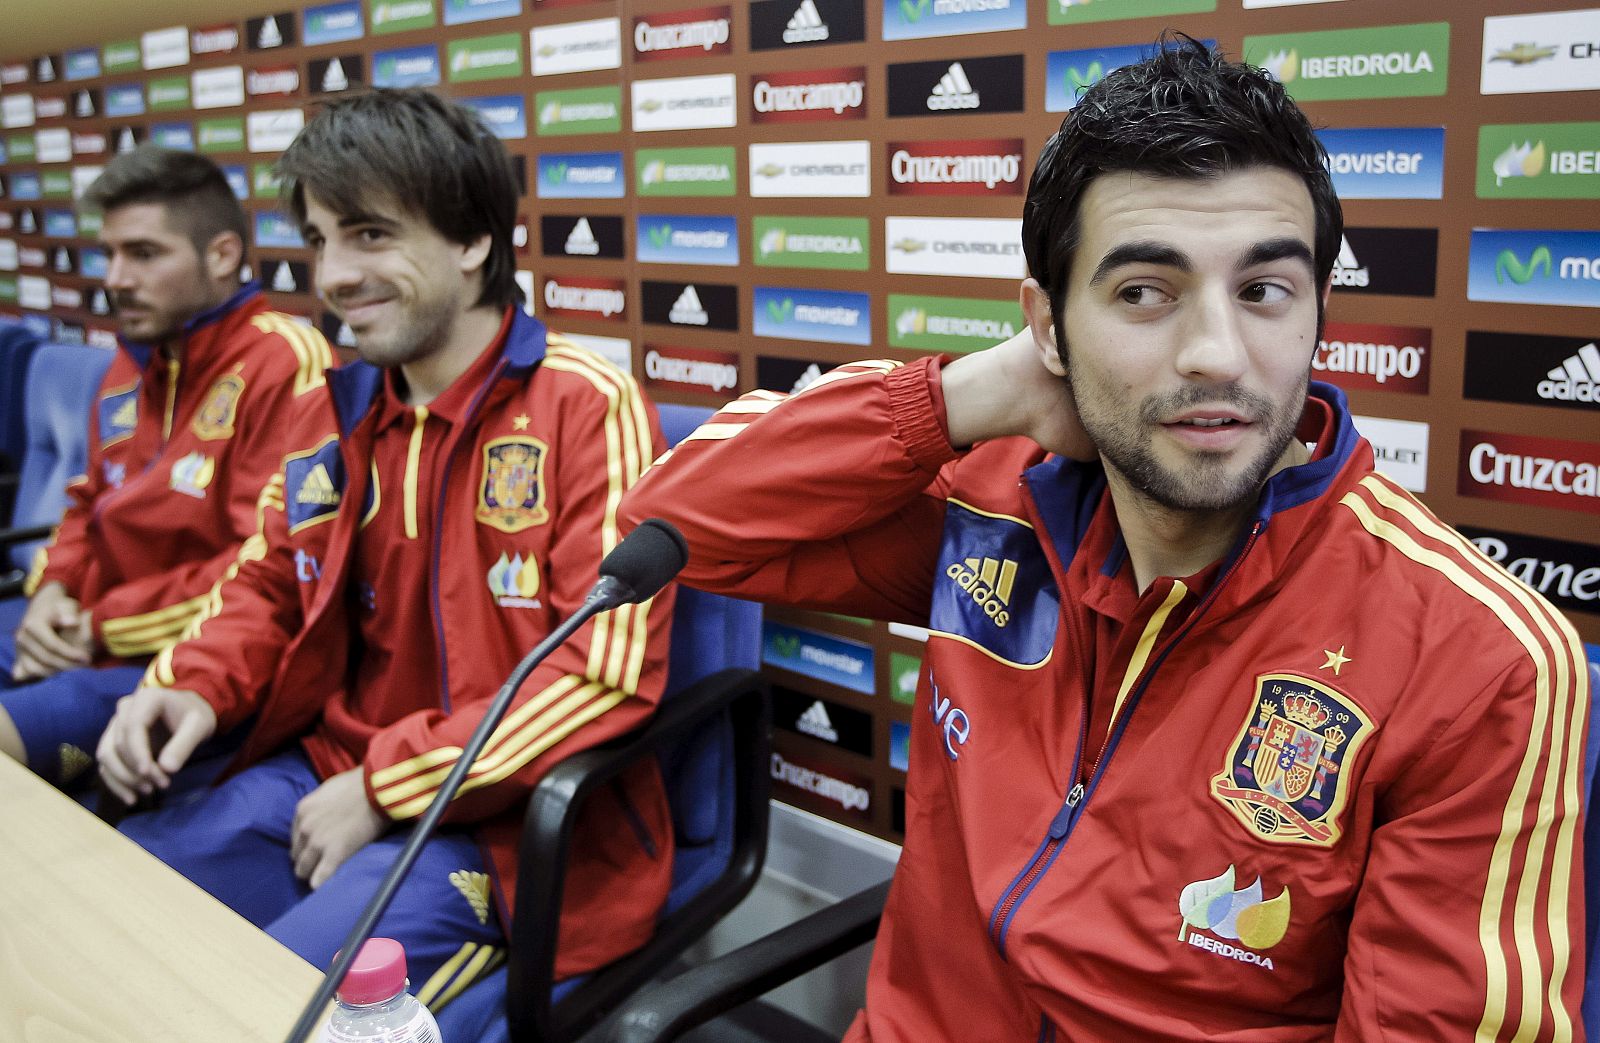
[1320,646,1352,676]
[512,414,531,431]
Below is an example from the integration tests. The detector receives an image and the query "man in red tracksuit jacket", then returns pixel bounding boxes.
[622,42,1590,1040]
[1,146,331,786]
[97,90,673,1024]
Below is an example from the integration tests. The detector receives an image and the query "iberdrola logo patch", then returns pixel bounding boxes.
[1178,864,1290,971]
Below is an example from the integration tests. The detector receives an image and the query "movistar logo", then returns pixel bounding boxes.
[945,555,1016,628]
[649,223,672,249]
[766,297,795,324]
[1496,246,1553,285]
[772,633,801,658]
[548,162,567,183]
[1067,60,1102,93]
[900,0,929,22]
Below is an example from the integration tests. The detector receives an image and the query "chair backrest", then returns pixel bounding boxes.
[9,342,115,571]
[0,321,41,485]
[653,403,763,909]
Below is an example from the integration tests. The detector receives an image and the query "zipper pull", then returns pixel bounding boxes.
[1048,783,1086,839]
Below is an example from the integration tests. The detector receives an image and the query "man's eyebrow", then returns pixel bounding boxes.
[336,212,400,230]
[1088,241,1192,286]
[1240,236,1315,273]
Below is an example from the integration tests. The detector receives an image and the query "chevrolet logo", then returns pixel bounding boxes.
[1490,42,1558,65]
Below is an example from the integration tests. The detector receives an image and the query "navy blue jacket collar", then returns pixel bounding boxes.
[117,280,263,371]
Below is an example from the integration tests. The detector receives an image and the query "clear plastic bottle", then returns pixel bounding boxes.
[319,937,442,1043]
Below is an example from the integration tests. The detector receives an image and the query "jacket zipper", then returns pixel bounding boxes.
[987,520,1265,957]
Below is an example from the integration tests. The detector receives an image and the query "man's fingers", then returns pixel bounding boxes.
[95,728,142,804]
[156,711,210,778]
[14,627,82,675]
[309,857,335,890]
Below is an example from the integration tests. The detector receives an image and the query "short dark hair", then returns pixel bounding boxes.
[276,88,521,311]
[82,146,247,266]
[1022,36,1341,337]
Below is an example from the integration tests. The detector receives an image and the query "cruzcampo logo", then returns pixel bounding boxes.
[370,0,436,34]
[446,32,521,82]
[103,40,141,73]
[888,293,1024,353]
[1479,123,1600,201]
[1244,23,1450,101]
[198,117,245,153]
[636,146,737,197]
[41,171,72,198]
[147,76,191,112]
[1049,0,1215,27]
[754,215,870,271]
[1496,246,1553,285]
[535,86,622,136]
[6,134,35,162]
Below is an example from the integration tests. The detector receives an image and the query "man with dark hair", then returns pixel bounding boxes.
[1,145,331,787]
[623,41,1588,1039]
[98,89,673,1025]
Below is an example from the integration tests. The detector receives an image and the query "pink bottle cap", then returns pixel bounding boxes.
[336,938,408,1005]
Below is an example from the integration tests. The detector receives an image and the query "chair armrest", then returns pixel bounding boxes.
[0,523,54,549]
[507,667,770,1043]
[607,879,890,1043]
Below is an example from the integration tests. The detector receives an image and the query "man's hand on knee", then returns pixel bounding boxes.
[12,582,92,682]
[96,686,217,804]
[290,767,388,889]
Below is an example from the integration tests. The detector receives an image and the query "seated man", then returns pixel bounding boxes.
[1,147,331,787]
[98,89,673,1018]
[622,40,1589,1041]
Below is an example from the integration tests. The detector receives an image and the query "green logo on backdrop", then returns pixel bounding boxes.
[648,224,672,249]
[370,0,436,34]
[754,216,870,272]
[0,276,17,304]
[766,297,795,324]
[41,171,72,198]
[447,32,521,82]
[78,210,103,236]
[1478,123,1600,200]
[535,86,622,136]
[1067,61,1104,94]
[253,164,282,199]
[147,76,190,112]
[772,633,801,659]
[889,652,922,706]
[198,118,245,154]
[7,134,36,162]
[888,294,1024,354]
[637,147,737,197]
[901,0,929,22]
[102,40,141,74]
[1243,23,1450,101]
[1049,0,1215,27]
[1495,247,1553,286]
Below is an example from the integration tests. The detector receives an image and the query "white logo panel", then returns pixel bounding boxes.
[531,19,623,76]
[749,140,870,197]
[885,216,1024,279]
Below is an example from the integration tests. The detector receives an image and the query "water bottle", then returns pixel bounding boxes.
[320,937,441,1042]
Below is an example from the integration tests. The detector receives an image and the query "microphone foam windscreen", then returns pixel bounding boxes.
[599,518,689,602]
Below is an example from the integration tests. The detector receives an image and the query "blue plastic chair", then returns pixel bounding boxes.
[440,403,771,1043]
[0,320,42,519]
[0,341,114,593]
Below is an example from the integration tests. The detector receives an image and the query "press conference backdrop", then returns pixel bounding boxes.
[1,0,1595,845]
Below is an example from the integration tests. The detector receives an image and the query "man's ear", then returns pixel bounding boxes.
[204,231,244,284]
[459,233,492,279]
[1020,278,1066,377]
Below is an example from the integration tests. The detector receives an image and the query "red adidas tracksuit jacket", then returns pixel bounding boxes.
[147,308,674,977]
[622,356,1589,1041]
[28,283,331,661]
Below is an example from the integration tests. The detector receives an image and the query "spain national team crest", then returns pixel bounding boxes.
[192,372,246,440]
[1210,673,1376,847]
[475,437,549,533]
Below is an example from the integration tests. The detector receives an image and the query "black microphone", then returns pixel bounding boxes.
[284,519,689,1043]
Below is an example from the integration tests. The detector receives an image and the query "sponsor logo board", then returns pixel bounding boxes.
[561,332,632,373]
[754,285,870,345]
[191,24,241,55]
[1313,321,1431,395]
[151,122,195,151]
[632,73,737,132]
[65,48,102,81]
[1482,9,1600,96]
[193,66,247,109]
[633,6,733,60]
[888,293,1021,353]
[751,66,866,124]
[73,131,106,156]
[459,94,526,139]
[72,90,101,120]
[530,18,623,76]
[883,0,1025,41]
[750,0,865,50]
[1459,526,1600,618]
[1048,0,1214,25]
[254,210,304,249]
[444,0,522,25]
[637,214,739,266]
[536,151,624,198]
[1464,331,1600,412]
[1245,23,1450,101]
[247,109,305,153]
[1352,414,1429,492]
[1459,429,1600,515]
[1046,40,1212,111]
[540,214,625,258]
[447,32,522,82]
[774,685,873,756]
[310,56,366,95]
[1331,227,1437,298]
[104,86,145,118]
[888,55,1024,117]
[887,137,1024,196]
[1319,127,1444,200]
[304,1,366,45]
[763,621,875,694]
[370,0,437,34]
[540,275,627,322]
[34,96,67,121]
[885,216,1024,279]
[754,215,870,271]
[34,128,70,164]
[638,146,737,196]
[642,343,742,397]
[2,95,36,128]
[247,65,301,97]
[263,258,311,294]
[372,45,441,88]
[749,139,869,197]
[1479,122,1600,200]
[222,165,249,199]
[102,42,142,75]
[141,27,190,71]
[641,279,738,330]
[147,76,191,112]
[535,86,622,136]
[756,353,834,394]
[770,746,873,821]
[247,13,297,50]
[1467,229,1600,309]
